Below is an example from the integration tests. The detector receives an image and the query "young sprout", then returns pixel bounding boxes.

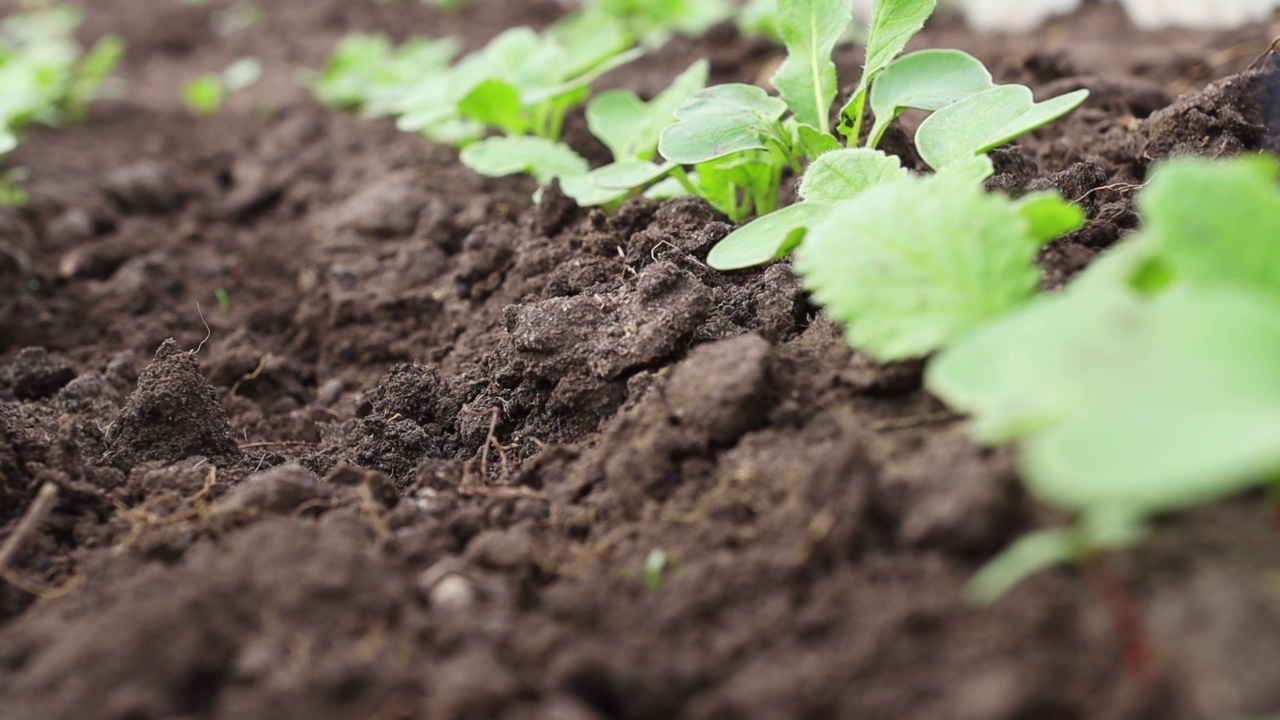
[182,57,262,116]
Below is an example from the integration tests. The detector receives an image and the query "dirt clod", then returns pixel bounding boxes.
[101,339,241,469]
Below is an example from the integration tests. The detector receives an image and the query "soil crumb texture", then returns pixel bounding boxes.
[1,2,1279,719]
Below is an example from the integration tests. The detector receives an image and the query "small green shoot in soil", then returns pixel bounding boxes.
[182,57,262,115]
[678,0,1087,263]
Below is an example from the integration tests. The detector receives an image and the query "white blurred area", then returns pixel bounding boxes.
[932,0,1278,31]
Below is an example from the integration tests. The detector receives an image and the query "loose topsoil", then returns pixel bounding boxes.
[2,1,1280,718]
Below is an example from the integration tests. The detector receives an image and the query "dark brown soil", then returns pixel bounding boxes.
[2,1,1280,718]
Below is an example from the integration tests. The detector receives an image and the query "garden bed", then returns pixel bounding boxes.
[2,1,1279,718]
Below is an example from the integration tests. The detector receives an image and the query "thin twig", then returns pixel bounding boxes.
[1248,35,1280,71]
[1074,182,1144,204]
[238,440,320,450]
[480,406,500,479]
[0,482,58,572]
[228,353,272,396]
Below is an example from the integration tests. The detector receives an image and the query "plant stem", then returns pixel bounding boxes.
[846,90,867,148]
[1084,554,1155,685]
[671,166,700,197]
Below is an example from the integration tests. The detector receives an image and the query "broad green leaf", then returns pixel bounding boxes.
[586,90,649,160]
[548,6,633,79]
[659,84,789,164]
[586,60,708,161]
[458,78,525,134]
[927,278,1144,442]
[707,201,832,270]
[313,34,394,107]
[770,0,851,134]
[795,122,841,158]
[1021,285,1280,514]
[1138,155,1280,296]
[838,0,937,140]
[1012,192,1086,245]
[797,148,907,203]
[526,47,645,106]
[868,49,994,148]
[588,160,675,189]
[863,0,939,80]
[915,85,1089,170]
[967,528,1083,605]
[459,136,589,186]
[796,174,1043,360]
[644,174,693,200]
[934,153,994,183]
[559,174,628,207]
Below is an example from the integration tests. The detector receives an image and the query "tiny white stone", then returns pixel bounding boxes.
[429,574,477,610]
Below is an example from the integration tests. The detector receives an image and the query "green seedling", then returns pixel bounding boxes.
[0,4,124,163]
[396,10,642,145]
[312,33,460,116]
[643,548,668,590]
[678,0,1086,267]
[926,156,1280,603]
[182,57,262,115]
[469,60,708,208]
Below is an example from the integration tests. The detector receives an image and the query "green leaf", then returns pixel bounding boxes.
[797,147,907,203]
[837,0,938,140]
[915,85,1089,171]
[1138,155,1280,296]
[770,0,851,134]
[795,122,841,158]
[459,136,589,186]
[458,78,525,134]
[586,90,649,160]
[934,153,994,183]
[182,75,224,115]
[586,60,708,161]
[795,174,1044,361]
[588,160,676,189]
[558,174,629,207]
[706,201,832,270]
[524,47,645,107]
[658,84,789,164]
[966,527,1082,605]
[1021,285,1280,515]
[66,34,124,118]
[867,49,994,148]
[927,276,1144,442]
[1012,192,1086,245]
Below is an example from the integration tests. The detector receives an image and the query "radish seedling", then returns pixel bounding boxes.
[396,9,642,145]
[927,156,1280,602]
[313,33,460,116]
[639,0,1087,266]
[0,3,124,175]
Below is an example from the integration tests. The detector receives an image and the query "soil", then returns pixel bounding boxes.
[2,1,1280,718]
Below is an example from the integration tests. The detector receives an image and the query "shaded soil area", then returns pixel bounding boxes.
[2,1,1280,718]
